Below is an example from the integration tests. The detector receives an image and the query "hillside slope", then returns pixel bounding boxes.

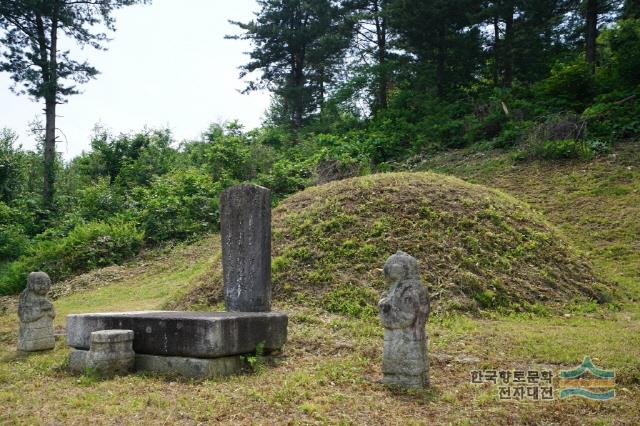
[178,172,609,315]
[411,141,640,299]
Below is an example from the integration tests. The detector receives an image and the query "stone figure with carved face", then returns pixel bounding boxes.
[378,251,429,388]
[18,272,56,351]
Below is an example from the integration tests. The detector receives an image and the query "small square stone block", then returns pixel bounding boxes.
[91,329,134,343]
[86,329,136,377]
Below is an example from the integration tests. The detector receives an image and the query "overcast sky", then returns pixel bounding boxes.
[0,0,270,160]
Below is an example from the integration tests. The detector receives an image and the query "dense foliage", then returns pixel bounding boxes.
[0,123,317,294]
[229,1,640,160]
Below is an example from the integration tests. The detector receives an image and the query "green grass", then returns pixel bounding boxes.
[53,259,209,324]
[1,306,638,424]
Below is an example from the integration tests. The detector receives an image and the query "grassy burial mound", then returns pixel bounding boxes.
[178,171,611,315]
[268,172,610,316]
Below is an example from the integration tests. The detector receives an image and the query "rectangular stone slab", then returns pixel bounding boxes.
[69,350,248,378]
[66,311,287,358]
[135,353,247,378]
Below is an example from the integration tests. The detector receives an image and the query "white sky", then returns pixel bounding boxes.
[0,0,270,160]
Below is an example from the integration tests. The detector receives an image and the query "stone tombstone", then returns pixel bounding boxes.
[17,272,56,352]
[220,183,272,312]
[378,251,430,388]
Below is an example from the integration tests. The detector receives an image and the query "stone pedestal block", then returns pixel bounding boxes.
[66,311,288,358]
[135,353,247,378]
[86,330,135,376]
[220,184,272,312]
[69,351,250,378]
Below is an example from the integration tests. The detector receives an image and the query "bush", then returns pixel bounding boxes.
[135,168,223,244]
[492,120,534,148]
[257,159,312,200]
[0,219,143,295]
[583,92,640,141]
[0,224,31,263]
[0,201,32,262]
[598,19,640,92]
[527,139,593,160]
[76,178,126,221]
[536,58,596,112]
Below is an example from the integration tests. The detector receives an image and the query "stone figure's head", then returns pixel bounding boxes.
[383,251,420,286]
[27,272,51,295]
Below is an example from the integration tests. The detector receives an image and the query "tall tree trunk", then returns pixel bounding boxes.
[373,0,388,112]
[493,13,500,86]
[503,3,514,87]
[43,3,59,211]
[318,65,325,109]
[35,8,57,211]
[436,27,446,97]
[292,54,305,129]
[585,0,598,72]
[43,97,56,211]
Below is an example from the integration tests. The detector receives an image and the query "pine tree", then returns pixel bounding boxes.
[229,0,352,129]
[0,0,148,212]
[387,0,483,96]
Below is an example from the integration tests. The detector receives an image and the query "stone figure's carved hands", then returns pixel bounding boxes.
[20,303,47,323]
[379,284,419,329]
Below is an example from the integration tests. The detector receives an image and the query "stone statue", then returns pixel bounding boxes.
[378,251,430,388]
[18,272,56,352]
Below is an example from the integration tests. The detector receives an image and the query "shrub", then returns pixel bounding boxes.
[582,92,640,142]
[598,19,640,92]
[76,178,125,221]
[135,168,223,244]
[536,59,596,112]
[257,159,312,200]
[83,128,175,187]
[492,120,533,148]
[520,114,596,160]
[0,201,32,262]
[528,139,592,160]
[0,224,31,263]
[0,219,143,295]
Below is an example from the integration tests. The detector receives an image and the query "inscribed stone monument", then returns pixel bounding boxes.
[220,183,272,312]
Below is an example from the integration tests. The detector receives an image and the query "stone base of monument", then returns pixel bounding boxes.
[69,350,251,378]
[135,353,249,378]
[66,311,288,378]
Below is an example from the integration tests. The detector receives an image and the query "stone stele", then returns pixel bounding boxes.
[378,251,430,388]
[18,272,56,352]
[220,183,272,312]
